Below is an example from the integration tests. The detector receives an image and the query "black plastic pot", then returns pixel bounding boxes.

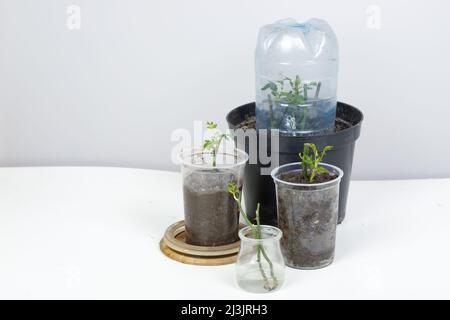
[226,102,363,225]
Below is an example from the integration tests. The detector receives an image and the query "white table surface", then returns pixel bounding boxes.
[0,167,449,299]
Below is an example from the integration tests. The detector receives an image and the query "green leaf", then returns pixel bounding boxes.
[261,81,277,92]
[284,77,294,88]
[313,146,319,159]
[320,145,333,161]
[206,121,217,129]
[298,143,334,182]
[302,154,311,163]
[203,139,212,150]
[309,170,316,183]
[317,166,329,175]
[227,181,240,199]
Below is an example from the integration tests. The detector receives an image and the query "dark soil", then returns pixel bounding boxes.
[276,182,339,269]
[235,115,350,133]
[236,114,257,130]
[184,188,239,246]
[183,171,240,247]
[280,171,337,184]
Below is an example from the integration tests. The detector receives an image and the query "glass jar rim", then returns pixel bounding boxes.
[271,162,344,187]
[238,225,282,242]
[177,148,248,169]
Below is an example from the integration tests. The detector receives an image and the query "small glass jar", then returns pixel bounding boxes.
[236,225,285,293]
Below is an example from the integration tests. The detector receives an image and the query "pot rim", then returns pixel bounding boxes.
[271,162,344,187]
[238,225,283,242]
[226,101,363,139]
[177,147,249,169]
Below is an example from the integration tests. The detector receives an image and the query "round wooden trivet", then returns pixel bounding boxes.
[159,220,244,266]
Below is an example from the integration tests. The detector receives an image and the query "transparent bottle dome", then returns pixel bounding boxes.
[255,18,339,135]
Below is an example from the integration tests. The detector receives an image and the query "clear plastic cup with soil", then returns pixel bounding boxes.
[179,148,248,246]
[271,144,344,269]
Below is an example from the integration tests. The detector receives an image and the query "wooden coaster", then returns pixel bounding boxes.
[159,220,243,266]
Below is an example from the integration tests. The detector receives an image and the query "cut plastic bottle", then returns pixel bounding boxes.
[255,18,339,135]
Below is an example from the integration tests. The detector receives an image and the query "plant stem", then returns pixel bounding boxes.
[229,184,278,291]
[301,144,309,180]
[309,171,315,183]
[233,199,278,291]
[233,193,257,234]
[314,81,321,99]
[212,150,216,167]
[255,205,277,289]
[254,204,270,287]
[212,135,225,167]
[313,81,321,108]
[300,109,307,131]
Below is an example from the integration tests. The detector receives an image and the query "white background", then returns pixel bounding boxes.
[1,0,449,180]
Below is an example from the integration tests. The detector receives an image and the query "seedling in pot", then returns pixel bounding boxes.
[272,142,343,269]
[262,75,318,105]
[203,121,230,167]
[261,76,320,130]
[228,181,278,292]
[181,122,245,246]
[299,143,333,183]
